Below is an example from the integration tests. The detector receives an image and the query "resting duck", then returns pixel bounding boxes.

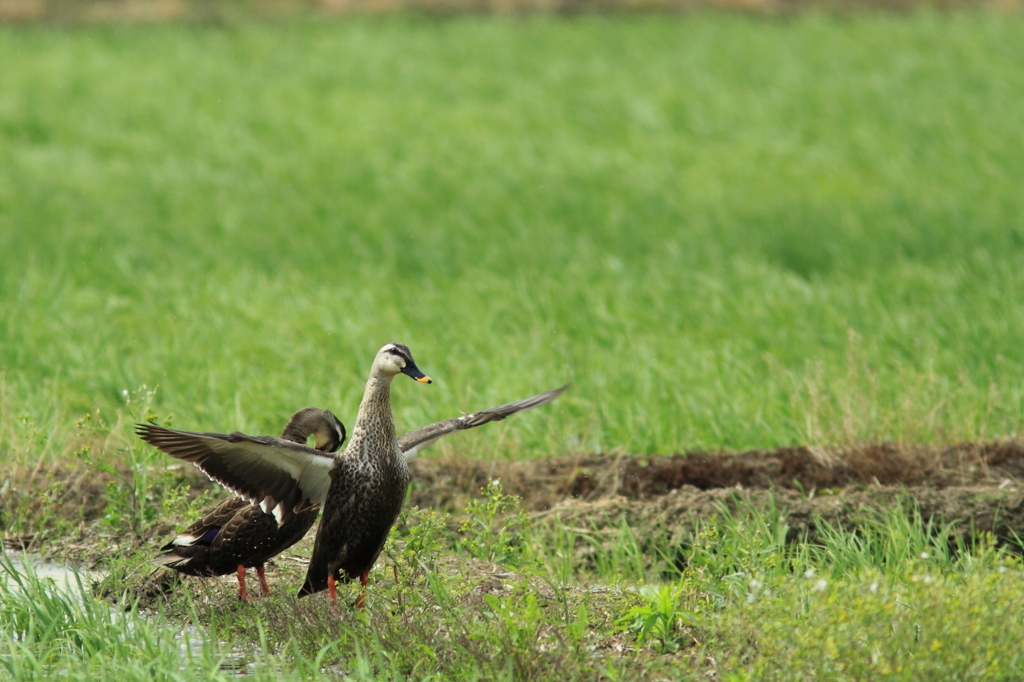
[151,407,345,600]
[137,342,566,606]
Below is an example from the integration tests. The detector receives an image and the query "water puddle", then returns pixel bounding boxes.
[1,551,99,594]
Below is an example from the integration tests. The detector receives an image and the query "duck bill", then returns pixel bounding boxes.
[402,364,432,384]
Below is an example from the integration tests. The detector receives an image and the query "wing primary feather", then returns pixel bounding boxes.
[135,422,339,520]
[397,384,568,457]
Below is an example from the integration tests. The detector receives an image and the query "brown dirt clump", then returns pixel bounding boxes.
[407,439,1024,511]
[404,439,1024,552]
[539,484,1024,552]
[7,439,1024,569]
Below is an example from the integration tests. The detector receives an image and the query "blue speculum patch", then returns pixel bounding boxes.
[197,528,220,545]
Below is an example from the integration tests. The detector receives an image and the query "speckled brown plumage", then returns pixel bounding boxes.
[297,342,429,600]
[150,407,345,599]
[138,342,567,608]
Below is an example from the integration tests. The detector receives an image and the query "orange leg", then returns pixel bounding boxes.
[255,565,271,596]
[327,574,339,611]
[236,565,253,601]
[353,571,368,610]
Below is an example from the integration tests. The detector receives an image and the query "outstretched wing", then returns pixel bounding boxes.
[398,384,569,461]
[136,424,337,521]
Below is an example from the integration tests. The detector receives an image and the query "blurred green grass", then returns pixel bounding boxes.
[2,13,1024,460]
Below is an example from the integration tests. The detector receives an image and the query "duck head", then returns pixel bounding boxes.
[281,407,347,452]
[374,342,432,384]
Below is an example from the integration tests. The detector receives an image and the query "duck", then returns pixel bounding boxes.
[136,343,423,605]
[141,343,426,607]
[136,342,566,606]
[151,407,346,600]
[142,383,567,600]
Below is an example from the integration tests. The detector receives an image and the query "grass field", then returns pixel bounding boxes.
[3,13,1024,459]
[2,10,1024,681]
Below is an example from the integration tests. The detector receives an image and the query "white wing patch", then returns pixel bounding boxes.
[200,436,337,508]
[266,456,302,481]
[401,436,442,462]
[297,456,336,506]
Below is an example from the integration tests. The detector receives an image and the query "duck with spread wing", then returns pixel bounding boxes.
[138,342,566,606]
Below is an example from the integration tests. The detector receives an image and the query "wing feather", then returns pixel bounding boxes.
[136,424,339,517]
[398,384,568,461]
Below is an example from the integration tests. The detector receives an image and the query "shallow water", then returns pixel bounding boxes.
[2,551,98,594]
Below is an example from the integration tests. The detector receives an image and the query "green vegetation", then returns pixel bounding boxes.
[3,11,1024,681]
[2,13,1024,462]
[5,490,1024,680]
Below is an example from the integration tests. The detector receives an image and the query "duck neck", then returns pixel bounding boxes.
[280,410,316,445]
[351,375,397,454]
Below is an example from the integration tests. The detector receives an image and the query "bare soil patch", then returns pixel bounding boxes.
[407,439,1024,549]
[133,440,1024,602]
[6,439,1024,572]
[408,439,1024,508]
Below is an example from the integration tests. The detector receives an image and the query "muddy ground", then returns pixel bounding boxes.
[5,439,1024,568]
[405,440,1024,549]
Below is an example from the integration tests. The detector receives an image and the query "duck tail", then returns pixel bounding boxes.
[296,577,324,598]
[298,548,332,597]
[153,551,192,570]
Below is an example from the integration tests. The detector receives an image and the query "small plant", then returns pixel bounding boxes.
[685,496,793,586]
[456,479,532,568]
[482,592,544,652]
[562,601,590,659]
[618,583,698,653]
[73,386,191,538]
[398,507,448,565]
[385,505,450,604]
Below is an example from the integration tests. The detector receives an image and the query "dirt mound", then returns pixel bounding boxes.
[407,439,1024,511]
[8,439,1024,565]
[541,484,1024,551]
[406,440,1024,551]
